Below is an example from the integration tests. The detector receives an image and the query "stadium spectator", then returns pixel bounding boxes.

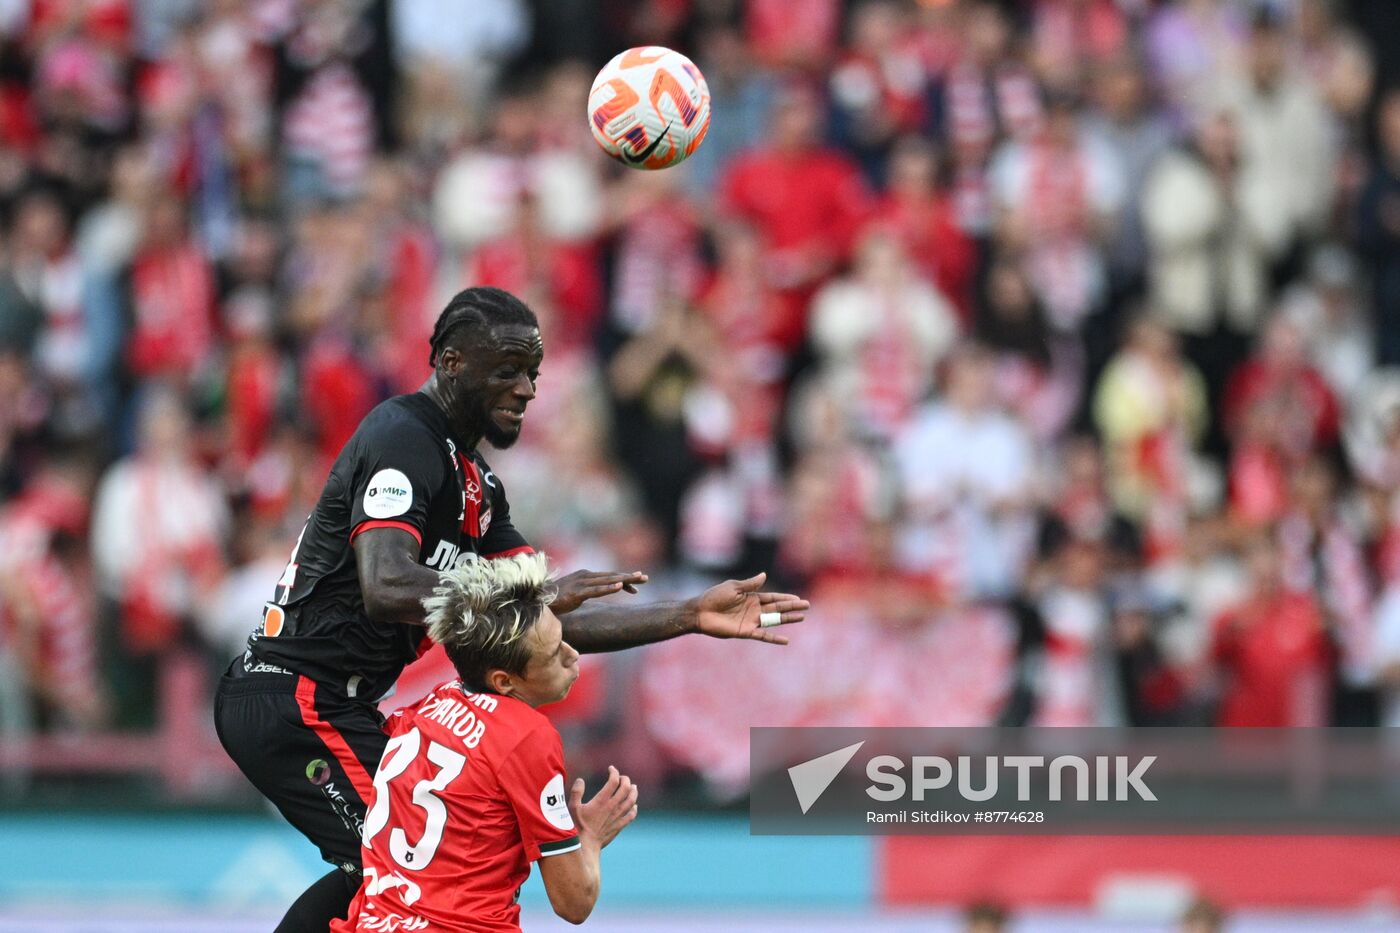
[720,80,871,347]
[1278,244,1372,407]
[875,135,978,322]
[0,451,104,731]
[1029,530,1121,726]
[12,189,117,439]
[389,0,528,151]
[781,381,892,584]
[1092,317,1208,562]
[894,344,1036,600]
[1277,454,1376,723]
[1215,9,1336,258]
[810,225,959,442]
[606,298,719,556]
[1357,88,1400,365]
[744,0,841,73]
[682,24,776,199]
[933,1,1041,239]
[1029,0,1129,96]
[1140,109,1280,415]
[989,89,1126,332]
[1145,0,1247,122]
[1083,52,1173,309]
[696,220,794,426]
[1221,311,1341,463]
[828,0,927,184]
[123,193,216,390]
[432,81,603,253]
[603,168,704,341]
[1211,531,1332,727]
[974,255,1081,442]
[91,386,227,725]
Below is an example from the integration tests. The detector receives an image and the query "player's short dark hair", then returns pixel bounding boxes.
[423,552,557,691]
[427,287,538,367]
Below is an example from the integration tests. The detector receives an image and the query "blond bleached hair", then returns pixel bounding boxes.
[423,551,557,689]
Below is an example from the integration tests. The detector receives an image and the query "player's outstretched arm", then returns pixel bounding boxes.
[353,527,451,625]
[559,572,809,653]
[539,766,638,925]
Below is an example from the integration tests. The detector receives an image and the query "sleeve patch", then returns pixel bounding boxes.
[364,468,413,519]
[539,773,575,831]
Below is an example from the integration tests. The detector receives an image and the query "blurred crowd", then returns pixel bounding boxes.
[4,0,1400,794]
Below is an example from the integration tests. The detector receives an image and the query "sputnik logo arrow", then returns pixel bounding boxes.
[788,741,865,814]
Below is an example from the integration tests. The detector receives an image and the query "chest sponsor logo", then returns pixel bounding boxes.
[426,540,461,571]
[540,773,574,831]
[365,468,413,519]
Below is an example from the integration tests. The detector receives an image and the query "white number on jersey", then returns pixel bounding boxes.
[275,522,308,605]
[363,727,467,872]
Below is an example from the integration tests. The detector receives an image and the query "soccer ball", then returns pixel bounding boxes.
[587,47,711,170]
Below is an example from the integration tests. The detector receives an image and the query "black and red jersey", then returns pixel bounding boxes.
[244,393,531,700]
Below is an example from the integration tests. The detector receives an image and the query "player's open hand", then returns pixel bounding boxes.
[551,569,648,614]
[570,766,638,849]
[691,572,809,646]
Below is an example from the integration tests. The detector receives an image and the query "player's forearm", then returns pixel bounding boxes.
[545,839,602,924]
[560,600,697,653]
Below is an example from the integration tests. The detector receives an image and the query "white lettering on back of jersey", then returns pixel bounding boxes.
[422,697,487,747]
[464,691,498,713]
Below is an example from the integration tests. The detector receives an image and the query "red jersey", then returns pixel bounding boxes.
[333,681,580,933]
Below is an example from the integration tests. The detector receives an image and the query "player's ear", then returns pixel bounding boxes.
[486,668,515,697]
[438,345,463,379]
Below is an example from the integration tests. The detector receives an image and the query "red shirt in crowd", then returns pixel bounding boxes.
[875,192,978,322]
[745,0,841,68]
[721,147,870,345]
[126,241,216,382]
[335,680,580,933]
[1210,590,1332,727]
[1222,359,1341,457]
[722,147,870,273]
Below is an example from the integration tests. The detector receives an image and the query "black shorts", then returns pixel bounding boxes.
[214,661,389,873]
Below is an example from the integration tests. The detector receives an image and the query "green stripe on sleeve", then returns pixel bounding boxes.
[539,836,580,856]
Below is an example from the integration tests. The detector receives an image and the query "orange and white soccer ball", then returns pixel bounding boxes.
[587,46,711,170]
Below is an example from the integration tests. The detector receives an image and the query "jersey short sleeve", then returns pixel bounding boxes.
[347,416,450,549]
[478,462,532,558]
[497,723,579,861]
